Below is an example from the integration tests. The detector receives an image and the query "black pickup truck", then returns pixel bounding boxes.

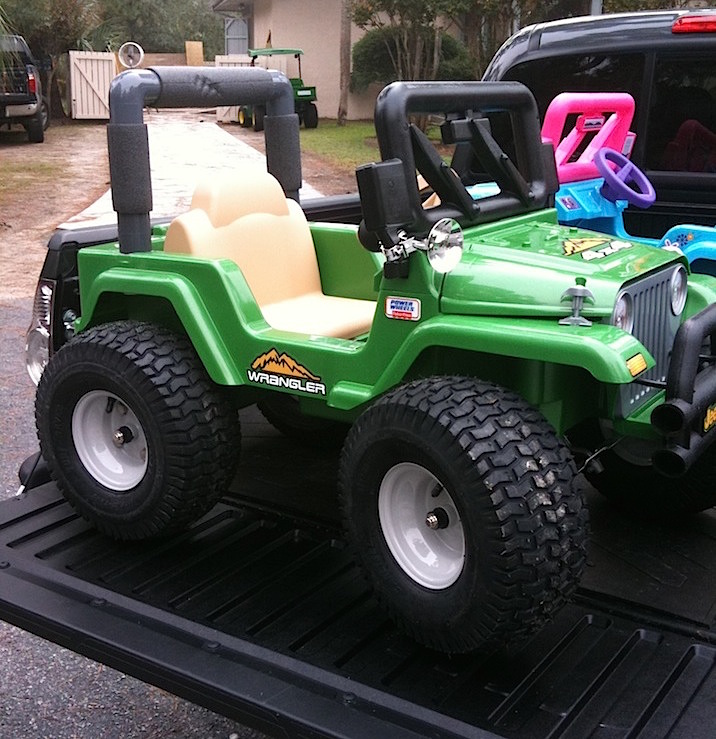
[482,9,716,240]
[1,34,46,143]
[3,406,716,738]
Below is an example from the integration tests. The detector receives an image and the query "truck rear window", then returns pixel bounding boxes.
[502,54,645,119]
[646,57,716,173]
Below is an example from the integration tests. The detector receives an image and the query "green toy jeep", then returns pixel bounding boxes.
[26,66,716,653]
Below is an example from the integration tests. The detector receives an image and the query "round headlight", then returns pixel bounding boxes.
[613,291,634,334]
[670,265,688,316]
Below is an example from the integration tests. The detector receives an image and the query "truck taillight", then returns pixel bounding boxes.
[26,278,55,385]
[672,14,716,33]
[27,69,37,94]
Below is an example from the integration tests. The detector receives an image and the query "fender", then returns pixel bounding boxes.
[329,314,653,410]
[76,249,267,385]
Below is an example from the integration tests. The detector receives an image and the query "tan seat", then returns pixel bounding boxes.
[164,168,375,338]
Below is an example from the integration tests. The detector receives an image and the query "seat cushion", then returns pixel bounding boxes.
[261,292,376,338]
[164,172,377,339]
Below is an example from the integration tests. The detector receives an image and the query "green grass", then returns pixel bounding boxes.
[299,120,379,170]
[0,161,63,202]
[298,119,449,174]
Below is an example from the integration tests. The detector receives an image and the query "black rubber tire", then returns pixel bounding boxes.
[238,106,251,128]
[257,395,348,447]
[26,112,44,143]
[36,321,240,540]
[303,103,318,129]
[338,376,589,654]
[587,444,716,515]
[41,97,50,130]
[253,105,265,132]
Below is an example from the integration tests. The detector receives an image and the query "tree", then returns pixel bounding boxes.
[338,0,352,125]
[96,0,223,58]
[352,26,473,90]
[351,0,462,82]
[3,0,224,118]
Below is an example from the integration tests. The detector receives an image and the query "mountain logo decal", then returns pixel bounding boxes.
[563,237,610,256]
[247,349,326,395]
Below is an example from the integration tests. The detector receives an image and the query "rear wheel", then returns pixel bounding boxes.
[36,321,240,539]
[40,97,50,130]
[339,376,589,653]
[303,103,318,129]
[26,111,44,143]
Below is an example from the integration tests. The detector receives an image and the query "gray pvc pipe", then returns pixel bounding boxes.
[107,66,299,253]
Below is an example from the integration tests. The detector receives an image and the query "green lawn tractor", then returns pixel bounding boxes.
[238,47,318,131]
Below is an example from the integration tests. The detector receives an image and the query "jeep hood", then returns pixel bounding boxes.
[440,212,680,318]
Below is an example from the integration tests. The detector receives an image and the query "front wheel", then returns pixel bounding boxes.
[338,376,589,653]
[253,105,265,132]
[36,321,241,539]
[238,106,251,128]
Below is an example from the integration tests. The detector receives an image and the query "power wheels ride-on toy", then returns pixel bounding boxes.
[541,91,716,275]
[27,67,716,654]
[238,47,318,131]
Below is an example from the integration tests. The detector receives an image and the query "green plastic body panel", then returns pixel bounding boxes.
[74,211,695,435]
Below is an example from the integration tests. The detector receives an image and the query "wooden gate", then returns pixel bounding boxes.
[69,51,116,119]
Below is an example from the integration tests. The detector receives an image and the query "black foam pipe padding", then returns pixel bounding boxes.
[264,114,302,200]
[107,123,153,214]
[149,66,291,111]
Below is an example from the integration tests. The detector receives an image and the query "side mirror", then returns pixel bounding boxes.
[356,159,413,252]
[426,218,463,273]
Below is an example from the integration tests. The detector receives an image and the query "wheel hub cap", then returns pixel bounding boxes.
[72,390,148,491]
[378,462,465,589]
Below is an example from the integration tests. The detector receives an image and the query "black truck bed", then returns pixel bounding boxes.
[1,407,715,739]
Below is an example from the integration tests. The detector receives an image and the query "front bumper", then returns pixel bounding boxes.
[651,303,716,476]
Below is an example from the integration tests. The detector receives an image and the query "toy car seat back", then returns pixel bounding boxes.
[164,170,376,338]
[542,92,636,183]
[189,167,290,227]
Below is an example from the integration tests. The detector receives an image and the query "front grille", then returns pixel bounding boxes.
[617,267,680,416]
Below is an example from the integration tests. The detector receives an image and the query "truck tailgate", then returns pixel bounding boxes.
[1,408,715,739]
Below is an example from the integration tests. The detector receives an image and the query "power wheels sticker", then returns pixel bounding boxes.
[247,349,326,395]
[385,296,421,321]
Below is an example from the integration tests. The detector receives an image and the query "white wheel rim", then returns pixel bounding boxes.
[378,462,465,589]
[71,390,148,491]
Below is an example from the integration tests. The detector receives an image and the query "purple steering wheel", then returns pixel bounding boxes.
[594,147,656,208]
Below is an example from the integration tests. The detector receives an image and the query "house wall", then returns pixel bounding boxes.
[251,0,376,120]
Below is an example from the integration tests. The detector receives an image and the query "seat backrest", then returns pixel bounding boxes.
[164,170,322,306]
[190,165,290,227]
[542,92,636,183]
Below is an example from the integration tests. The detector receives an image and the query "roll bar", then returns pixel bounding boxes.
[107,66,301,254]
